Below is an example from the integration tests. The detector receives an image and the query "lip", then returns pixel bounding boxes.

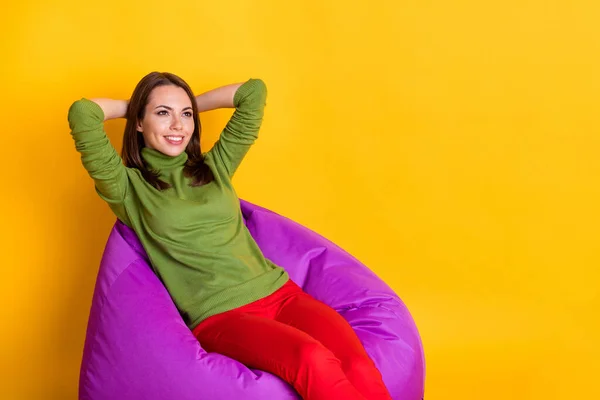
[164,136,185,145]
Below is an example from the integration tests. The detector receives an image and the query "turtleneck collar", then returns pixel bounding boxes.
[141,147,188,171]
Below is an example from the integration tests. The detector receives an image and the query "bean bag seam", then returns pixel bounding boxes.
[340,303,404,320]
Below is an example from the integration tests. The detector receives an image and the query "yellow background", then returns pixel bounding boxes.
[1,1,598,399]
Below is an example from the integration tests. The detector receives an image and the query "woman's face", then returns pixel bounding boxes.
[137,84,195,157]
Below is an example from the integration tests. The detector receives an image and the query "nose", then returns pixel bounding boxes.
[171,115,183,130]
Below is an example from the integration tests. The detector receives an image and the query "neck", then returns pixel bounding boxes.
[140,147,188,171]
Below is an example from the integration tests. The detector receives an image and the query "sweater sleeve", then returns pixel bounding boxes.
[68,99,130,220]
[207,78,267,178]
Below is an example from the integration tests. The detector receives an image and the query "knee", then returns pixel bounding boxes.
[342,356,377,377]
[296,342,338,369]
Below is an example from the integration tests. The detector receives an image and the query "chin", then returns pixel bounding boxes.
[158,138,190,157]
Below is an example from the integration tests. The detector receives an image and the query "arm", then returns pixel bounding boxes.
[195,83,243,112]
[87,98,129,121]
[68,98,130,222]
[203,79,267,178]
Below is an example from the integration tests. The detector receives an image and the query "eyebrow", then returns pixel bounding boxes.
[155,105,193,111]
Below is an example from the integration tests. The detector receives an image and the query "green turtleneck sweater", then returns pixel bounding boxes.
[68,78,289,330]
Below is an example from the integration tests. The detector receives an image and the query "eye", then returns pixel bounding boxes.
[183,111,193,117]
[157,110,168,116]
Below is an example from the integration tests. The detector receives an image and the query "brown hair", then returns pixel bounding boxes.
[122,71,214,190]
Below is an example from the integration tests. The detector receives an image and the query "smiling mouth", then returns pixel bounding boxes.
[164,136,184,145]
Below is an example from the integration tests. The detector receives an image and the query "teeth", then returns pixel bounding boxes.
[165,136,183,141]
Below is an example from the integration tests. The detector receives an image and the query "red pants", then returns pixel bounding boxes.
[192,279,393,400]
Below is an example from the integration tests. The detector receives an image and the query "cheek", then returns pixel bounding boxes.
[186,119,195,131]
[143,122,163,140]
[142,131,154,145]
[147,119,168,134]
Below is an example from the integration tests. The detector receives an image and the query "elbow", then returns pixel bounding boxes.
[248,78,267,108]
[234,78,268,109]
[68,98,104,127]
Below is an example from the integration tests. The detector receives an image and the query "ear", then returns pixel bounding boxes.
[136,119,143,132]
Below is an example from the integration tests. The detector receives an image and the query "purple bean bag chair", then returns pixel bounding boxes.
[79,199,425,400]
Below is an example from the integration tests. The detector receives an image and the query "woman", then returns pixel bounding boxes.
[68,71,393,400]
